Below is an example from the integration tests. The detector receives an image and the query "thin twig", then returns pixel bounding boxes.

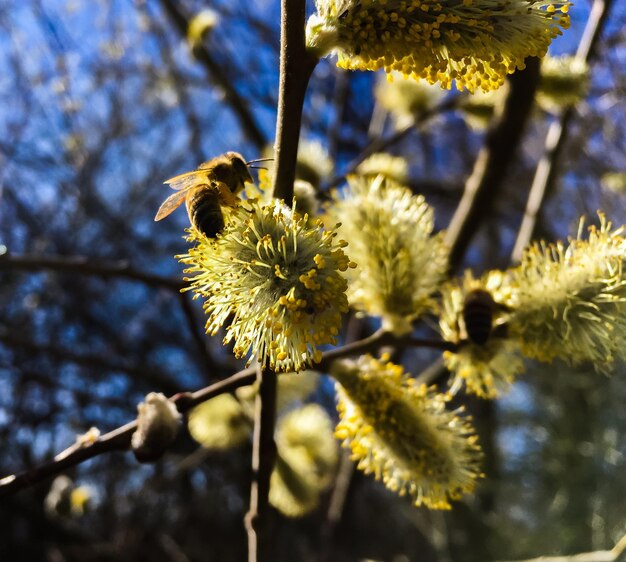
[0,329,455,497]
[324,95,461,190]
[0,367,257,498]
[0,326,182,396]
[510,0,614,262]
[178,292,219,378]
[241,3,317,559]
[318,448,355,562]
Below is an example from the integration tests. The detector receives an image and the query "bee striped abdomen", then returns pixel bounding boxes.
[462,289,495,345]
[187,189,224,238]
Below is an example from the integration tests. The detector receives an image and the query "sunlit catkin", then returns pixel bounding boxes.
[332,355,482,509]
[306,0,571,92]
[509,215,626,368]
[331,175,447,334]
[269,404,339,517]
[187,394,252,450]
[180,197,354,372]
[536,55,589,113]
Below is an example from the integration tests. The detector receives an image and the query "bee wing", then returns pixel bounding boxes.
[154,190,188,221]
[164,170,207,191]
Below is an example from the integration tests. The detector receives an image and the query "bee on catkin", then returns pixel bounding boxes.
[155,152,257,238]
[462,289,498,345]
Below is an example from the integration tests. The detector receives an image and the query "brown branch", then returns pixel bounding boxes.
[0,252,183,291]
[0,367,257,498]
[317,446,355,562]
[271,0,318,201]
[244,366,278,562]
[0,329,455,497]
[445,58,541,270]
[510,0,614,262]
[158,0,266,150]
[494,531,626,562]
[241,4,318,559]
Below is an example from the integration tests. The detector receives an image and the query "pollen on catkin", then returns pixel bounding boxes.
[331,174,448,335]
[180,198,354,373]
[306,0,571,92]
[439,271,524,398]
[508,215,626,368]
[331,355,482,509]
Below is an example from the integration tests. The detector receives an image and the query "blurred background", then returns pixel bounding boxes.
[0,0,625,560]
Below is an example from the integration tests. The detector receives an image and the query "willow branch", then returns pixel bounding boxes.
[271,0,318,201]
[510,0,614,262]
[0,329,455,497]
[158,0,266,150]
[445,58,541,270]
[494,531,626,562]
[244,366,278,562]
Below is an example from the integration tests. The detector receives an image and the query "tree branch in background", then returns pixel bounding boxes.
[0,329,456,497]
[324,95,462,190]
[511,0,614,262]
[445,58,541,270]
[158,0,267,151]
[0,252,219,378]
[0,252,183,291]
[0,326,182,396]
[244,366,278,562]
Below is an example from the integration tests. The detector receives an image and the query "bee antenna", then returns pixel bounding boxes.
[246,157,274,165]
[248,165,268,170]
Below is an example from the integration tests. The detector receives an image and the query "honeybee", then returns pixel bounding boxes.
[155,152,256,238]
[462,289,498,345]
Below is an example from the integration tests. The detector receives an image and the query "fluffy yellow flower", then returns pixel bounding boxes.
[188,372,320,451]
[332,355,482,509]
[537,54,589,113]
[180,198,355,372]
[374,71,445,127]
[187,394,252,450]
[439,271,523,398]
[331,175,448,334]
[269,404,339,517]
[459,86,507,130]
[355,152,409,183]
[509,215,626,368]
[306,0,571,92]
